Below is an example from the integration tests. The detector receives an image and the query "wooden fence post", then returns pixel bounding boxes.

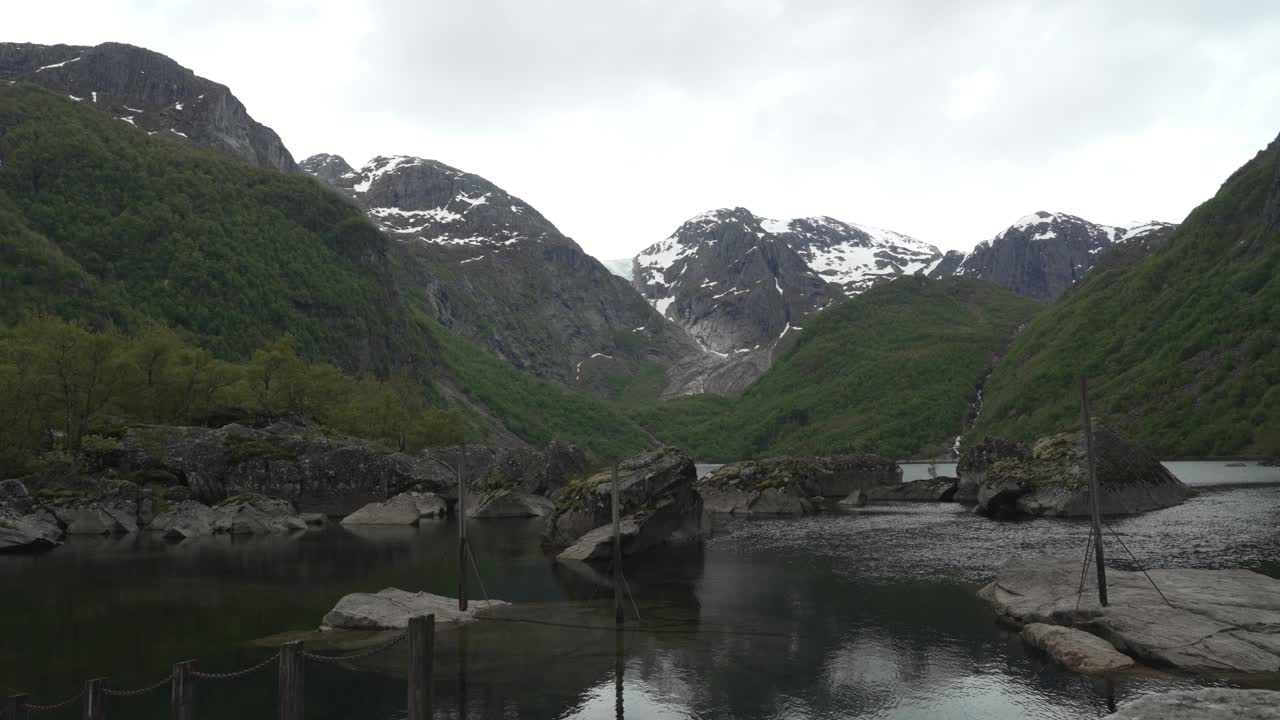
[277,641,304,720]
[407,615,435,720]
[171,660,195,720]
[7,693,29,720]
[82,678,104,720]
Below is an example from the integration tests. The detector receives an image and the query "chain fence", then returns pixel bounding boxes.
[303,630,408,664]
[27,687,84,714]
[190,650,281,681]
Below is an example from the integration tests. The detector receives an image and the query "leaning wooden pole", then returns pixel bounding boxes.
[612,462,623,626]
[458,443,468,612]
[1080,376,1108,607]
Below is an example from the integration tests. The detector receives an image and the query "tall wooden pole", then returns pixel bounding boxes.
[1080,377,1108,607]
[615,625,625,720]
[612,462,623,626]
[458,444,468,612]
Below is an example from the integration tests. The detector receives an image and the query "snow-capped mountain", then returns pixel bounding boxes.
[931,211,1177,303]
[632,207,943,393]
[0,42,296,174]
[301,153,700,391]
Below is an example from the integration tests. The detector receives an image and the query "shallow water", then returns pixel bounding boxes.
[1,462,1278,719]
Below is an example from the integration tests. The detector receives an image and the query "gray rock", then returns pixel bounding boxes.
[957,437,1030,503]
[698,455,900,516]
[470,491,555,518]
[1019,623,1134,674]
[148,501,220,539]
[214,494,306,535]
[839,490,867,508]
[341,492,446,526]
[556,518,641,563]
[865,477,958,502]
[0,508,62,552]
[545,447,703,561]
[1111,689,1280,720]
[0,479,30,510]
[979,556,1280,673]
[300,513,327,526]
[972,425,1189,518]
[55,506,133,535]
[321,588,507,630]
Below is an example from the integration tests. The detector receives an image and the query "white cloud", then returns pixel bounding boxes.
[5,0,1280,258]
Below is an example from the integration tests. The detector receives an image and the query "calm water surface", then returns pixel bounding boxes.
[1,462,1278,719]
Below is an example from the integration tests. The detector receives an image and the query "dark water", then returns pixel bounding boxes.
[2,463,1278,719]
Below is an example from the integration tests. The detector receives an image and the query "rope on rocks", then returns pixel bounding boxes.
[1075,523,1095,612]
[619,571,643,623]
[1103,519,1174,609]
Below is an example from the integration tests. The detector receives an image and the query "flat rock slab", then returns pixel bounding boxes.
[1020,622,1134,674]
[980,556,1280,674]
[1112,689,1280,719]
[341,492,445,525]
[322,588,509,630]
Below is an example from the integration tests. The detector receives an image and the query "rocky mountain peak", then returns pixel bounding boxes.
[0,41,297,174]
[299,153,354,184]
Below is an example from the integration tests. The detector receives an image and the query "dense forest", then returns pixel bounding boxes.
[628,277,1039,461]
[971,133,1280,457]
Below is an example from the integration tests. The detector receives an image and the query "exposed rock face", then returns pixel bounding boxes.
[932,212,1177,303]
[957,437,1030,503]
[341,492,446,525]
[1019,623,1135,674]
[470,491,555,518]
[634,208,943,394]
[147,501,220,539]
[544,447,702,558]
[321,588,508,630]
[1111,689,1280,720]
[0,42,297,173]
[865,477,958,502]
[0,507,62,552]
[299,153,700,397]
[148,494,307,538]
[42,478,155,534]
[972,425,1189,518]
[697,455,901,515]
[980,556,1280,673]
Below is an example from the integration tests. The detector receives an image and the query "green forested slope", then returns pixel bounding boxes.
[629,277,1039,461]
[971,133,1280,456]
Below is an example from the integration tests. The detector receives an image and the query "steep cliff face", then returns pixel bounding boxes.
[932,212,1176,303]
[632,208,943,393]
[0,42,297,174]
[301,153,702,395]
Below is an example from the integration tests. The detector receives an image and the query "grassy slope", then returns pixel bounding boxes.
[629,276,1039,461]
[971,134,1280,456]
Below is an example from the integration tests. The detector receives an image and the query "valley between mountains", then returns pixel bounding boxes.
[0,40,1276,469]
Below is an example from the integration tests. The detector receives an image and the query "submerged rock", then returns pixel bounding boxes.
[972,424,1189,518]
[698,455,900,515]
[1111,689,1280,720]
[322,588,508,629]
[470,491,555,518]
[980,556,1280,673]
[866,477,958,502]
[341,492,447,526]
[544,447,702,561]
[1019,623,1134,674]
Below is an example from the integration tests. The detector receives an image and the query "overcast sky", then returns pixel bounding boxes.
[9,0,1280,258]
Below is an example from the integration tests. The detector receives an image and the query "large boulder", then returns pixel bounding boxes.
[1111,689,1280,720]
[0,507,63,552]
[957,437,1030,503]
[697,455,900,515]
[340,492,446,526]
[972,424,1189,518]
[214,494,307,534]
[470,491,555,518]
[979,556,1280,673]
[544,447,702,558]
[866,477,958,502]
[147,501,221,539]
[321,588,507,629]
[1019,623,1135,674]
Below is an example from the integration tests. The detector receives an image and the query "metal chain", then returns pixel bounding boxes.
[303,631,407,664]
[28,687,85,713]
[103,672,174,698]
[191,651,280,680]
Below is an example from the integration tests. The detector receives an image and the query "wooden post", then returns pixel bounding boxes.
[171,660,195,720]
[277,641,304,720]
[7,693,29,720]
[1080,376,1108,607]
[457,625,469,720]
[612,462,623,626]
[458,443,468,612]
[614,627,625,720]
[82,679,104,720]
[407,615,435,720]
